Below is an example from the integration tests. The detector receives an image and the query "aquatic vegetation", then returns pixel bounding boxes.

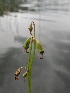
[15,21,44,93]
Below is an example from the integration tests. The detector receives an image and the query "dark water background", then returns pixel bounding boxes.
[0,0,70,93]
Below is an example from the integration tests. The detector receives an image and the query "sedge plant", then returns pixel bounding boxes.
[15,21,44,93]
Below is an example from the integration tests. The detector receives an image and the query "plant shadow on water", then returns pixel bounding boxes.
[0,36,49,93]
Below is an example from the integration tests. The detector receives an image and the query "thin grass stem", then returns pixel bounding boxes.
[27,21,36,93]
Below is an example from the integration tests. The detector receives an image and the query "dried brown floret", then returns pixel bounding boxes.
[28,22,33,35]
[22,71,27,77]
[15,67,25,80]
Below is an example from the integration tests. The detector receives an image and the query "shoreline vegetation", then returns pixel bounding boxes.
[0,0,23,16]
[0,0,36,16]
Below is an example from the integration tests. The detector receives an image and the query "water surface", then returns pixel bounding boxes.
[0,0,70,93]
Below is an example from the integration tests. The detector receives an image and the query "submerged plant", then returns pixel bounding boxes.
[14,21,44,93]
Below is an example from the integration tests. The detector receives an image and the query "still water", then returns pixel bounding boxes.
[0,0,70,93]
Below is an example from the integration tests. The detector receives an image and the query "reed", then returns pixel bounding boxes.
[15,21,44,93]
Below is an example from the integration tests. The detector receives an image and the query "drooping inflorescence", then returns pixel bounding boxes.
[33,38,44,59]
[23,37,44,59]
[23,36,35,53]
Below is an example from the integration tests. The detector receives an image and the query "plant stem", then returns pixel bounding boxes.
[27,22,36,93]
[27,39,32,93]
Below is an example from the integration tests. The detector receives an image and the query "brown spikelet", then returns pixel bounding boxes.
[22,71,27,77]
[15,67,25,80]
[28,22,33,35]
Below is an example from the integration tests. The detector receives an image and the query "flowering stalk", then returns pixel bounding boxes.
[14,21,44,93]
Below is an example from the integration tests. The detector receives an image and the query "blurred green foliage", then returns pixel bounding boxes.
[0,0,20,16]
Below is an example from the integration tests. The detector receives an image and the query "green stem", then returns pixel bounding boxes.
[27,39,32,93]
[27,22,36,93]
[34,23,36,38]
